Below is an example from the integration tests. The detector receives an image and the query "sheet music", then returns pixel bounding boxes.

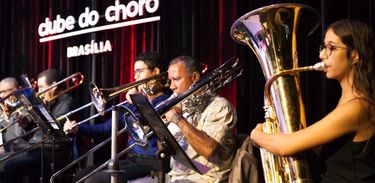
[37,105,59,130]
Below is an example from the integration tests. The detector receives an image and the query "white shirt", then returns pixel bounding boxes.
[168,95,237,183]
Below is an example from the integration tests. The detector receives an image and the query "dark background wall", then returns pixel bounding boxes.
[0,0,374,171]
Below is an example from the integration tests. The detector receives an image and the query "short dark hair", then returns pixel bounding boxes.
[135,51,164,71]
[169,55,201,76]
[37,69,60,86]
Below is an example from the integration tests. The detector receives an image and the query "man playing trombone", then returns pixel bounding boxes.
[3,69,75,183]
[0,77,33,153]
[164,56,237,183]
[64,51,171,182]
[0,76,37,178]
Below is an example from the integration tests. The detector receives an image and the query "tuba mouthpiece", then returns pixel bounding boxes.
[311,61,326,71]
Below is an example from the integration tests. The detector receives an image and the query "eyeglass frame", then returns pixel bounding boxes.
[0,88,15,95]
[133,68,152,75]
[320,44,353,56]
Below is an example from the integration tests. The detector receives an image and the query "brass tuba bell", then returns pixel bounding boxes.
[231,3,322,183]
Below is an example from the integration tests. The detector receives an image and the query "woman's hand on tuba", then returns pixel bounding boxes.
[250,123,263,148]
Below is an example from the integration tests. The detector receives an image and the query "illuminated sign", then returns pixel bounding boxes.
[38,0,160,42]
[67,40,112,58]
[37,0,160,58]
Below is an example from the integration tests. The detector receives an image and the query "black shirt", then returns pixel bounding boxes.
[321,134,375,183]
[29,93,74,144]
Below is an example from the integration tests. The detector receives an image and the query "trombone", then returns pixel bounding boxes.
[50,105,151,183]
[50,72,170,182]
[38,72,85,103]
[52,57,243,183]
[0,72,85,155]
[90,71,169,115]
[0,72,84,124]
[55,71,169,123]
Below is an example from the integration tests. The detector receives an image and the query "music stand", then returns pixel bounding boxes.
[130,94,208,176]
[12,87,71,182]
[13,87,69,142]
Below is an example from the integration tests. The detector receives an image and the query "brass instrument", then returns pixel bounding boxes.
[55,71,169,125]
[74,57,242,183]
[0,77,37,133]
[50,100,159,183]
[50,72,170,182]
[0,91,24,124]
[38,72,85,103]
[0,73,84,132]
[0,104,29,133]
[231,3,322,183]
[0,101,11,124]
[52,57,242,183]
[90,71,168,115]
[156,57,242,115]
[0,72,85,161]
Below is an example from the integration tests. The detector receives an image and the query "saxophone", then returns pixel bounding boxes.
[231,3,324,183]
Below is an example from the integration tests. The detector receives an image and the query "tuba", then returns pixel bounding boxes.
[231,3,322,183]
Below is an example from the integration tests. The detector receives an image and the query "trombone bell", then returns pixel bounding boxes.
[37,72,85,103]
[89,72,169,115]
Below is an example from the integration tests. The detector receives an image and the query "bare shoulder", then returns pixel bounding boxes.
[333,97,369,117]
[281,98,374,152]
[344,98,375,140]
[327,98,374,139]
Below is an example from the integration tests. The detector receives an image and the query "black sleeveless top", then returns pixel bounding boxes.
[320,134,375,183]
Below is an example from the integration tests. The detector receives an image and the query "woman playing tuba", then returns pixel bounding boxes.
[251,19,375,183]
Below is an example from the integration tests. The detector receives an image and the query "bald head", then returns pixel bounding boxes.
[0,77,19,87]
[0,77,19,99]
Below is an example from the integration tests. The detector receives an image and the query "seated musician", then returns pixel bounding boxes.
[250,19,375,183]
[164,55,237,182]
[64,51,171,182]
[3,69,75,183]
[0,77,34,153]
[0,77,36,178]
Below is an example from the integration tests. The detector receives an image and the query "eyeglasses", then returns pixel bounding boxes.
[320,44,353,56]
[133,68,150,75]
[0,88,14,95]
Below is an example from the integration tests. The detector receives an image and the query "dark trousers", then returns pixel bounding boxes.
[3,143,73,183]
[73,155,164,183]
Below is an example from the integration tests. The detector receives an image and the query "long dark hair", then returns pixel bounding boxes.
[328,20,375,108]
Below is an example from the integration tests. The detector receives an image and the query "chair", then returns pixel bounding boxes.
[228,134,259,183]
